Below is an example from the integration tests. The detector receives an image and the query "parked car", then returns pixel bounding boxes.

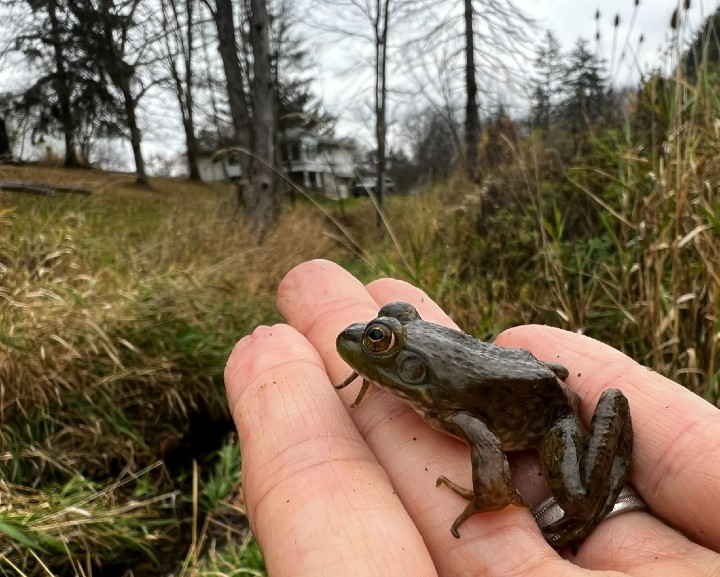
[352,176,395,197]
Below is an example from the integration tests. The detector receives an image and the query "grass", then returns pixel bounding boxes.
[2,20,720,571]
[0,169,343,575]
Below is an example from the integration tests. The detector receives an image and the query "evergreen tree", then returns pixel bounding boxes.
[530,31,563,130]
[685,6,720,81]
[12,0,123,166]
[557,39,611,133]
[271,1,333,135]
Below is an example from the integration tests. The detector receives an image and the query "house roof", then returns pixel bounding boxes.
[282,127,356,150]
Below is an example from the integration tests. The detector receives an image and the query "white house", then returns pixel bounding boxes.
[196,147,243,182]
[0,91,66,162]
[280,128,355,200]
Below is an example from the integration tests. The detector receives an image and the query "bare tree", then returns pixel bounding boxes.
[244,0,279,240]
[203,0,252,152]
[159,0,201,179]
[311,0,420,225]
[65,0,165,185]
[463,0,479,182]
[402,39,463,156]
[401,1,534,181]
[374,0,391,224]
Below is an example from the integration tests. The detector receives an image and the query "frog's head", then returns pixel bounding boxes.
[336,302,435,406]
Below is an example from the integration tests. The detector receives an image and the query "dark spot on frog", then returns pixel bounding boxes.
[413,437,417,441]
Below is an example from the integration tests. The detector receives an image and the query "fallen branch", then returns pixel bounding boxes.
[0,180,91,196]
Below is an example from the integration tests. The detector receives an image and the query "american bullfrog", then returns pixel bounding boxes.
[335,301,633,550]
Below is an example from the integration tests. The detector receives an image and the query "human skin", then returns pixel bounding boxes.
[224,259,720,577]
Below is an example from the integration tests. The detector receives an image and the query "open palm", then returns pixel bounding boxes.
[225,259,720,576]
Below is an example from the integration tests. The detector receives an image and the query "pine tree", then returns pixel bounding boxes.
[530,31,563,131]
[557,39,610,133]
[685,6,720,81]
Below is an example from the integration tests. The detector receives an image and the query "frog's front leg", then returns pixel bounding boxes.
[435,411,527,538]
[538,388,633,549]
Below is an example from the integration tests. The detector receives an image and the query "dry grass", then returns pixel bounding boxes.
[1,58,719,573]
[0,167,342,574]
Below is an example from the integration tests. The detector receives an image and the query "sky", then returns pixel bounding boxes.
[516,0,711,77]
[1,0,716,169]
[314,0,717,146]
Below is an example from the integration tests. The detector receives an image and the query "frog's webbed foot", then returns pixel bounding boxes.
[539,388,633,550]
[436,412,527,538]
[540,360,569,381]
[437,474,525,538]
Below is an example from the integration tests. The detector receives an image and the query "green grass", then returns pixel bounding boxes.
[0,173,341,575]
[2,44,720,573]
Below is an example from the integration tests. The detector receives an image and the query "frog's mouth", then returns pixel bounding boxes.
[336,324,363,363]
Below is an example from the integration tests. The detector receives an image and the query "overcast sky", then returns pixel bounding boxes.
[1,0,716,168]
[516,0,712,75]
[314,0,717,145]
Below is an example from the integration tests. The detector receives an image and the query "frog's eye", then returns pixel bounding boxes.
[363,322,396,354]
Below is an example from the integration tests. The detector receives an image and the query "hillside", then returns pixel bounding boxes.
[0,164,346,575]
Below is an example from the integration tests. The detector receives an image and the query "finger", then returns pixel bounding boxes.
[495,325,720,553]
[365,277,461,329]
[224,323,436,577]
[279,262,588,577]
[573,512,720,576]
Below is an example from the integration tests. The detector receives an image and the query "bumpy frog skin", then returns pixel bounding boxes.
[335,302,633,550]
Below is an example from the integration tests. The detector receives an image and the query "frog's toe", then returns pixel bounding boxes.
[446,490,527,538]
[543,516,598,551]
[436,475,473,500]
[450,500,480,538]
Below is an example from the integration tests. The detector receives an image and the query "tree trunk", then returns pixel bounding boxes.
[213,0,252,148]
[184,0,200,179]
[165,0,201,179]
[97,0,147,185]
[245,0,279,240]
[464,0,479,183]
[374,0,390,228]
[120,82,148,185]
[47,0,81,167]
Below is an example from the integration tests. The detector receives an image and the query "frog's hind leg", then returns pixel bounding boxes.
[538,388,633,549]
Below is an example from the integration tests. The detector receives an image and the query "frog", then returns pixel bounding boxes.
[334,301,633,550]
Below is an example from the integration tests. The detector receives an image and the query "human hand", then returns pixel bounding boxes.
[224,259,720,576]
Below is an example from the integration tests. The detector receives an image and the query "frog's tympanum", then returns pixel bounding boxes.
[335,302,633,550]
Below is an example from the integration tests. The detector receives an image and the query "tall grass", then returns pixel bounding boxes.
[349,21,720,402]
[2,12,720,572]
[0,171,339,574]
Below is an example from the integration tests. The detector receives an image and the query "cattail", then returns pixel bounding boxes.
[596,31,601,40]
[595,9,600,20]
[639,33,644,44]
[684,0,691,10]
[614,14,620,27]
[635,0,639,5]
[671,8,678,29]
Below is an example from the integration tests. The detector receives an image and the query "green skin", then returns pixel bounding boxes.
[335,302,633,550]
